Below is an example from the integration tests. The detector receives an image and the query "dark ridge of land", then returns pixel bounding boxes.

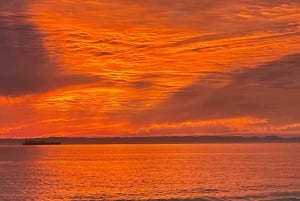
[0,135,300,145]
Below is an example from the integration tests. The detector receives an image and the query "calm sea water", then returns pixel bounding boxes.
[0,144,299,201]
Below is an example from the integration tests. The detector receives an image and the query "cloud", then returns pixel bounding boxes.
[132,54,300,129]
[131,80,153,89]
[0,14,98,97]
[1,0,300,137]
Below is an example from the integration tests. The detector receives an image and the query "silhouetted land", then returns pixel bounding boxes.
[0,136,300,145]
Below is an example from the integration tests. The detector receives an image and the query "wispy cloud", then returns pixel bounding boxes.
[1,0,300,137]
[0,8,99,96]
[130,54,300,134]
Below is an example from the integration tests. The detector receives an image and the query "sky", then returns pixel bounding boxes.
[1,0,300,137]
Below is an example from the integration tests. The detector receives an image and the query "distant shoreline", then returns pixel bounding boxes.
[0,135,299,145]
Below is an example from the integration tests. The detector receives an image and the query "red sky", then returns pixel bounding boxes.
[1,0,300,137]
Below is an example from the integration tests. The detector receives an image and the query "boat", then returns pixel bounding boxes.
[23,140,62,145]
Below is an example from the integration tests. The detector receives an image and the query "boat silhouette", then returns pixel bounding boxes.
[23,140,62,145]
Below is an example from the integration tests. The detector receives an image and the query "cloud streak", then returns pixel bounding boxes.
[0,11,98,97]
[1,0,300,137]
[131,54,300,133]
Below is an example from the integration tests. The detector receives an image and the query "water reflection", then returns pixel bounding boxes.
[0,144,299,200]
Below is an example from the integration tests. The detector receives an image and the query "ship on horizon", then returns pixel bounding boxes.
[23,140,62,145]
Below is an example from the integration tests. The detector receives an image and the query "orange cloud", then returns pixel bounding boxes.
[1,0,300,137]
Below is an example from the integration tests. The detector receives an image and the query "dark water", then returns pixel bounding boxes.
[0,144,299,200]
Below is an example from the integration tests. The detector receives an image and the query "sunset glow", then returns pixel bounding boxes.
[1,0,300,137]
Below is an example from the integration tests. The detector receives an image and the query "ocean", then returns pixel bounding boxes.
[0,144,299,200]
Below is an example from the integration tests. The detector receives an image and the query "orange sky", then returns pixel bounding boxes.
[1,0,300,137]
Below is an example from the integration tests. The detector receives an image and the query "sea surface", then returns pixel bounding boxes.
[0,144,299,201]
